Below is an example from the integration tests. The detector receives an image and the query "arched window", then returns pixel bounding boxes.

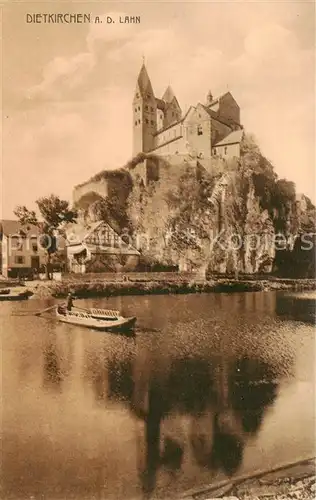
[224,146,228,155]
[197,124,203,136]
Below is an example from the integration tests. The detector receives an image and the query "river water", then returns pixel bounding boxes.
[1,291,315,499]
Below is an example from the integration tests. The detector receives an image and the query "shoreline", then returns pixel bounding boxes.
[19,277,316,299]
[178,456,315,499]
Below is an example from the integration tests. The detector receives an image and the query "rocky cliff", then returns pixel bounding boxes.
[125,135,315,276]
[75,136,315,277]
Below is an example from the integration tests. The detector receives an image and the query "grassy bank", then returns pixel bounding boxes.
[28,277,316,299]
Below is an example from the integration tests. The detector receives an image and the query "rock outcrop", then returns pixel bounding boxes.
[73,135,315,277]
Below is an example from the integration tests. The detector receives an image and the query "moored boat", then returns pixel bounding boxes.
[0,289,32,301]
[56,307,136,332]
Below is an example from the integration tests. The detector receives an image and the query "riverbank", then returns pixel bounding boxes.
[22,276,316,299]
[179,457,315,500]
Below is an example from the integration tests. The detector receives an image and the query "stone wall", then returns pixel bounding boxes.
[185,105,212,158]
[73,179,108,206]
[73,170,133,209]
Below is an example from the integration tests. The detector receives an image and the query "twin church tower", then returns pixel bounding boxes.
[132,63,243,161]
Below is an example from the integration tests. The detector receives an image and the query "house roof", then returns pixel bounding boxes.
[0,220,41,237]
[66,220,140,255]
[214,129,244,146]
[66,220,103,244]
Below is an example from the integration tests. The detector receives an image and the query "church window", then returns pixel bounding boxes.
[197,125,203,135]
[138,106,140,111]
[224,146,228,155]
[135,121,137,125]
[145,105,148,110]
[213,148,217,155]
[145,118,149,124]
[138,119,140,124]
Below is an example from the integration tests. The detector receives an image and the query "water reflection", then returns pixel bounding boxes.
[42,327,76,390]
[88,341,280,497]
[276,293,316,324]
[43,340,63,388]
[4,292,313,500]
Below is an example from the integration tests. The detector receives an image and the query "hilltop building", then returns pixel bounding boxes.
[73,63,244,213]
[133,63,243,161]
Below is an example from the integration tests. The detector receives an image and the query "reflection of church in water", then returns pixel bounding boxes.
[82,342,279,497]
[40,293,301,498]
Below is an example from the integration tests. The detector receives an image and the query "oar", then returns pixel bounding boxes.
[34,305,57,316]
[14,305,58,316]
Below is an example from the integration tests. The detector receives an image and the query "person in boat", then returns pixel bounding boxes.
[66,291,74,311]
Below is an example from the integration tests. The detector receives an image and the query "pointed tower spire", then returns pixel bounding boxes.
[162,85,175,103]
[135,62,154,97]
[133,61,157,156]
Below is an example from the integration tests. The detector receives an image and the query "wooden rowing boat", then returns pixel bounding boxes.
[0,290,32,301]
[56,308,136,332]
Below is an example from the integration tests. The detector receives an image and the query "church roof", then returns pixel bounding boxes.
[207,91,231,107]
[135,63,154,97]
[214,129,243,146]
[201,104,239,128]
[162,85,175,103]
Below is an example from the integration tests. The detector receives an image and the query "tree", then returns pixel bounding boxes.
[14,194,77,279]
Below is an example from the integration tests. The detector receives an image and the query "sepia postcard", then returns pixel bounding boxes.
[1,1,315,499]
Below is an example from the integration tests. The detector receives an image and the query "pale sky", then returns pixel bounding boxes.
[1,0,315,218]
